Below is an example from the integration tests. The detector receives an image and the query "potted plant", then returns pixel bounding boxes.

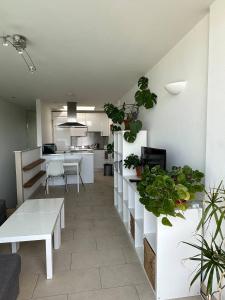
[104,76,157,143]
[183,183,225,299]
[124,154,142,177]
[137,165,204,226]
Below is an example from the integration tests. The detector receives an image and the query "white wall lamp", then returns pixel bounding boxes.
[165,81,187,95]
[0,34,37,73]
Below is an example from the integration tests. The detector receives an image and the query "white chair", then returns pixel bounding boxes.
[63,157,85,193]
[45,160,65,194]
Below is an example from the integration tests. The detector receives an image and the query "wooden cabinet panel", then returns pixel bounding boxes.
[130,213,135,240]
[144,238,156,290]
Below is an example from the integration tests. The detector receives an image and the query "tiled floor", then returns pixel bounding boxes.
[0,171,154,300]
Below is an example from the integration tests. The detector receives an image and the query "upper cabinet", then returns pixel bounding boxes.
[85,113,109,136]
[52,111,110,136]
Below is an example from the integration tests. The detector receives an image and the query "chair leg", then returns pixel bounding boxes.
[65,175,68,192]
[79,173,85,189]
[45,177,49,194]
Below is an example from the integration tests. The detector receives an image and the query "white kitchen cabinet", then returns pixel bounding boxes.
[85,113,109,136]
[52,112,110,136]
[94,150,105,169]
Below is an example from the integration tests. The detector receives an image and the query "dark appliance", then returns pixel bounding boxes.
[42,143,57,154]
[141,147,166,170]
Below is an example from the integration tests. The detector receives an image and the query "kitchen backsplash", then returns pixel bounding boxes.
[71,132,108,149]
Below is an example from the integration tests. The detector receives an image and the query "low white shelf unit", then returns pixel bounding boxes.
[113,131,202,300]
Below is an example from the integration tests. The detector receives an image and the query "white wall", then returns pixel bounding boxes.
[0,99,27,208]
[205,0,225,187]
[120,16,209,172]
[36,99,53,146]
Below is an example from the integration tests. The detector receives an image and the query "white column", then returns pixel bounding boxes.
[11,242,20,253]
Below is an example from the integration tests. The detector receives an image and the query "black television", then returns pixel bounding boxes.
[141,147,166,170]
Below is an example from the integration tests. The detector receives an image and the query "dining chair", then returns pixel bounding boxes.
[63,157,85,193]
[45,160,65,194]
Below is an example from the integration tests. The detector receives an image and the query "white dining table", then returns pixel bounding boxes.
[63,158,81,193]
[0,198,64,279]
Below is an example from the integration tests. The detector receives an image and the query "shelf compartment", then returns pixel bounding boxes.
[144,233,156,254]
[23,158,45,171]
[144,238,156,291]
[23,170,46,188]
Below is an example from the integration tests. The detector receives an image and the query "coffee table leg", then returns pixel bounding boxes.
[60,203,65,229]
[54,215,61,250]
[11,242,20,253]
[45,238,53,279]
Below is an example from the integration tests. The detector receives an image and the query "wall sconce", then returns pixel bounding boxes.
[165,81,187,95]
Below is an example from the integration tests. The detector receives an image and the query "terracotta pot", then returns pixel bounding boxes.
[124,119,130,130]
[136,166,142,177]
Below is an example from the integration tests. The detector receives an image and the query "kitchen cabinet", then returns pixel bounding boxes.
[94,150,105,169]
[52,112,110,137]
[85,113,109,136]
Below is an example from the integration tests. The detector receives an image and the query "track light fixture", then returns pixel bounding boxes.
[0,34,37,73]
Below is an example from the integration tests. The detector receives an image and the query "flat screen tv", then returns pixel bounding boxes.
[141,147,166,170]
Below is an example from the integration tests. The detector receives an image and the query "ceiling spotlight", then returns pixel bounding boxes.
[17,49,23,55]
[0,34,37,72]
[2,36,8,46]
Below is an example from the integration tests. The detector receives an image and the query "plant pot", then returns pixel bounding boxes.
[136,166,142,177]
[123,119,130,130]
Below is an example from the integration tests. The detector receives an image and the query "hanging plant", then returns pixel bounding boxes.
[135,76,158,109]
[104,76,157,143]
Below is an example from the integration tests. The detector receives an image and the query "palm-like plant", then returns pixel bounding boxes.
[197,182,225,241]
[183,235,225,298]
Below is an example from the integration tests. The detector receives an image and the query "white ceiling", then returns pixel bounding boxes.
[0,0,214,109]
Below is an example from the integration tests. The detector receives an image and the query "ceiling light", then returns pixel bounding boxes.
[61,105,95,111]
[0,34,37,72]
[2,36,8,46]
[77,106,95,111]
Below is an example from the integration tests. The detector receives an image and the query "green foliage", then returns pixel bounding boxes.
[135,77,157,109]
[106,142,114,154]
[104,103,125,124]
[124,154,141,169]
[111,124,121,134]
[137,165,204,226]
[104,76,157,143]
[124,120,142,143]
[183,235,225,297]
[197,182,225,241]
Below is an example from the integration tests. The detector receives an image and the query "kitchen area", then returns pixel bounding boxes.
[36,100,112,185]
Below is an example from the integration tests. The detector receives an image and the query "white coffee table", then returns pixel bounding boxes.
[0,198,64,279]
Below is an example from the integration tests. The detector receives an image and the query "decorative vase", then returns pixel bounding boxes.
[136,166,142,177]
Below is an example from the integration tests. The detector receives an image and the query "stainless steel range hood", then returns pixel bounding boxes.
[58,102,87,128]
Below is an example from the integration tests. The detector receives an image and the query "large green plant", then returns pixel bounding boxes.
[135,77,158,109]
[124,154,141,169]
[183,183,225,298]
[104,103,125,124]
[137,165,204,226]
[104,76,157,143]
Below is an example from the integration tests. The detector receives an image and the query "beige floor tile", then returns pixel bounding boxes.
[30,295,68,300]
[71,248,125,269]
[17,273,39,300]
[60,236,96,253]
[69,285,139,300]
[33,268,101,298]
[96,235,131,250]
[62,229,74,241]
[21,250,71,275]
[135,283,155,300]
[122,246,139,263]
[100,263,147,288]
